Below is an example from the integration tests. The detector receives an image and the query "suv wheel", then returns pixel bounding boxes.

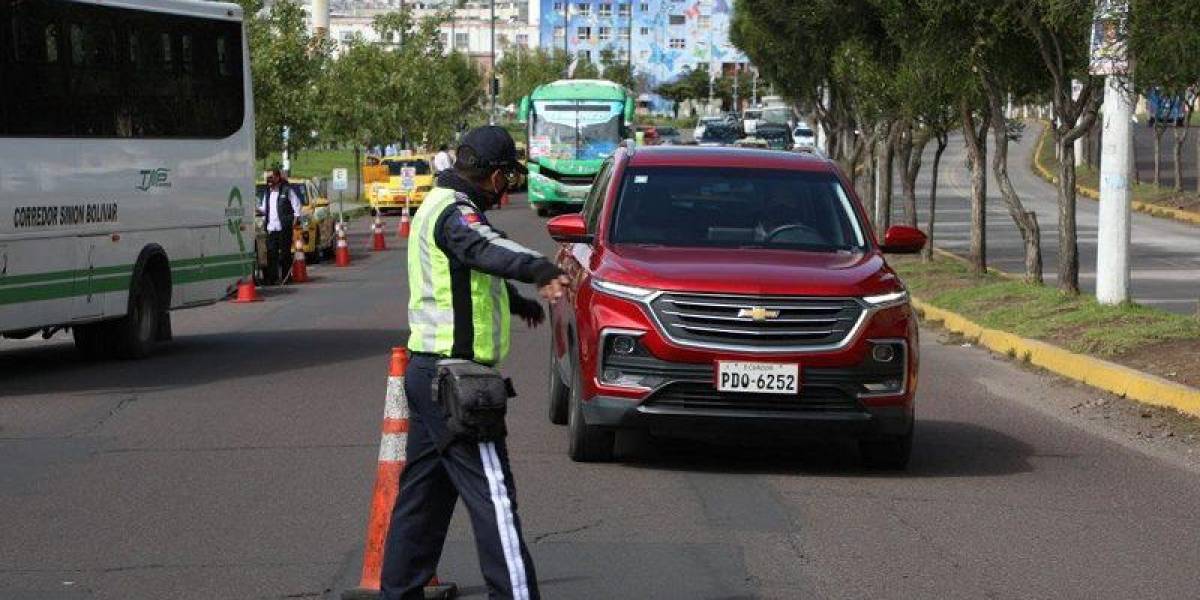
[547,342,569,425]
[567,362,614,462]
[859,427,913,471]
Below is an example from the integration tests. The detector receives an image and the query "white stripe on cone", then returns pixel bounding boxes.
[378,433,407,462]
[384,377,408,420]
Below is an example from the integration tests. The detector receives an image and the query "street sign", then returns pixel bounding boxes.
[331,168,348,191]
[400,167,416,193]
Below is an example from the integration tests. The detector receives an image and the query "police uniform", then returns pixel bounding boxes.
[379,127,559,600]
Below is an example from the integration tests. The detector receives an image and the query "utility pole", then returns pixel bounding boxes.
[489,0,496,124]
[751,69,758,106]
[732,65,739,113]
[1093,1,1132,305]
[563,2,570,77]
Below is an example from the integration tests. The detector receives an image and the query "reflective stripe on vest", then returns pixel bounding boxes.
[407,187,510,365]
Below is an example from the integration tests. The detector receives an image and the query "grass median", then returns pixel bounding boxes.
[259,149,360,180]
[891,255,1200,388]
[1033,123,1200,214]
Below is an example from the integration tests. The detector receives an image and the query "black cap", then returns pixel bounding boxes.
[456,126,528,175]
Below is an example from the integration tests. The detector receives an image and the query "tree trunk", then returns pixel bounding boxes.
[1153,125,1165,187]
[982,71,1042,283]
[876,121,895,238]
[922,133,948,263]
[898,122,926,228]
[961,100,989,275]
[1172,117,1191,192]
[1056,138,1080,294]
[863,135,878,221]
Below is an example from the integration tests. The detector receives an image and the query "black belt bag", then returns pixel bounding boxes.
[434,359,515,450]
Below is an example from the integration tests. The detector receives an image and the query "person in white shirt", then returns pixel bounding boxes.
[433,144,453,174]
[256,169,303,285]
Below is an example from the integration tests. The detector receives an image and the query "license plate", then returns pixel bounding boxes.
[715,361,800,394]
[566,187,588,199]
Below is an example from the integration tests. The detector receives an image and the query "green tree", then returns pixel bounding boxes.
[571,52,601,79]
[495,47,570,106]
[1131,0,1200,193]
[238,0,333,161]
[599,49,636,91]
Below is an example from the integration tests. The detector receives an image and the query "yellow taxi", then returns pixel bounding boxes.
[368,154,435,214]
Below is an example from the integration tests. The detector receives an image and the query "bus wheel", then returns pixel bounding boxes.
[73,323,110,360]
[112,274,162,359]
[536,207,549,217]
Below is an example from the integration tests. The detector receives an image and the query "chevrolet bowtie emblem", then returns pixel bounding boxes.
[738,307,780,321]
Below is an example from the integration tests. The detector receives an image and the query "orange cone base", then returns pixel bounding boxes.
[398,221,411,239]
[291,261,308,283]
[231,279,262,303]
[336,247,351,267]
[372,232,387,251]
[340,581,457,600]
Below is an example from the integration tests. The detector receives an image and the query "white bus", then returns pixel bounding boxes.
[0,0,254,358]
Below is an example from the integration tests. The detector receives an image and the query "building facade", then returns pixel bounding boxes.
[537,0,746,86]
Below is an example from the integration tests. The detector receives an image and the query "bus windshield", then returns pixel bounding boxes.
[383,159,431,176]
[529,100,623,161]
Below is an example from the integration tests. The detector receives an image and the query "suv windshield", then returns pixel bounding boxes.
[700,126,740,143]
[610,167,866,252]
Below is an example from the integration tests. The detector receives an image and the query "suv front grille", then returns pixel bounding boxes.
[649,293,864,350]
[643,382,861,413]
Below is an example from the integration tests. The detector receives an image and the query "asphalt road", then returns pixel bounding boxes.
[911,120,1200,314]
[4,196,1200,599]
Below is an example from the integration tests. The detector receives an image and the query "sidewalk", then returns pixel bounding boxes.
[913,120,1200,316]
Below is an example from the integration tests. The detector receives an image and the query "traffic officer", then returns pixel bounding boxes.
[379,126,568,600]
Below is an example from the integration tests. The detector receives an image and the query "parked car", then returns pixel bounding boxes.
[792,123,817,149]
[755,122,793,150]
[697,124,742,146]
[655,126,682,145]
[544,145,926,468]
[693,116,726,141]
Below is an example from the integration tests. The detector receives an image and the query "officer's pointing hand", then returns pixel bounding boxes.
[538,275,570,304]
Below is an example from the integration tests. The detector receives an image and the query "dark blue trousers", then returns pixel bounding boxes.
[379,354,540,600]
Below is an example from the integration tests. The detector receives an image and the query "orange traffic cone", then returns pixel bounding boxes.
[231,278,261,303]
[500,192,510,208]
[341,348,457,600]
[290,236,309,283]
[397,210,411,239]
[372,216,387,251]
[335,222,352,267]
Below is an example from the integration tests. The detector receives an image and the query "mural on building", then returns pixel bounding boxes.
[538,0,746,88]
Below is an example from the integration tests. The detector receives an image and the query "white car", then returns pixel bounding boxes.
[792,124,817,149]
[693,116,726,143]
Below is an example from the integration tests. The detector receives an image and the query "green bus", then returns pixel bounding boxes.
[518,79,634,216]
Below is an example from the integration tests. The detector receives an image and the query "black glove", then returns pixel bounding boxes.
[511,293,545,327]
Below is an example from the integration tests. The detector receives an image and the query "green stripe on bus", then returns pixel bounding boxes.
[0,257,253,305]
[0,251,252,288]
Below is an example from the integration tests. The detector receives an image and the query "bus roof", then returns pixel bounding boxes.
[529,79,631,101]
[80,0,243,21]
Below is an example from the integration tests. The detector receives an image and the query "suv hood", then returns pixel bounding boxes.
[598,245,901,298]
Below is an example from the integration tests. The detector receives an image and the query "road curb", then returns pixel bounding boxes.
[912,297,1200,418]
[1030,121,1200,227]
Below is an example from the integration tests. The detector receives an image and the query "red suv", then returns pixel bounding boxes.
[544,146,926,469]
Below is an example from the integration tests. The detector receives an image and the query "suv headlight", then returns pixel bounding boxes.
[862,290,909,309]
[592,279,656,302]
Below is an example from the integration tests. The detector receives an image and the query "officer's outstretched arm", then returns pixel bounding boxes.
[436,204,563,286]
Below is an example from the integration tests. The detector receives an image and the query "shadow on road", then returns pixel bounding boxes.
[618,419,1034,478]
[0,327,407,398]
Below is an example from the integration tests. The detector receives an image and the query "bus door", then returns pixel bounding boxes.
[72,237,105,320]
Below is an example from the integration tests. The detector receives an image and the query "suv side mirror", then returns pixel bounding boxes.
[546,213,592,244]
[881,225,927,254]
